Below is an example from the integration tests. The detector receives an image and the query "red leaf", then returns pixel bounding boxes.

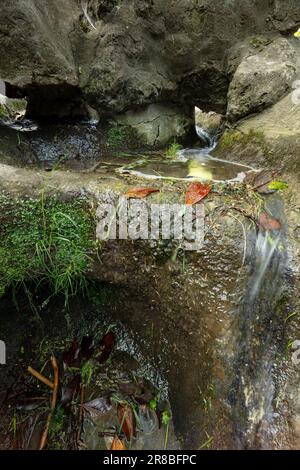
[125,188,159,199]
[117,404,135,441]
[258,212,282,231]
[63,339,79,368]
[185,182,211,205]
[111,435,126,450]
[98,331,115,363]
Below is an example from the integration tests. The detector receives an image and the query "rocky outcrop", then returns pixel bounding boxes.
[227,38,297,121]
[1,0,300,124]
[215,90,300,173]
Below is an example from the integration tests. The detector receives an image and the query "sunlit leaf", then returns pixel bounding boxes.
[111,435,126,450]
[185,182,211,205]
[268,181,288,191]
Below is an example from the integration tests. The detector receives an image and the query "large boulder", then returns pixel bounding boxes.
[115,104,194,146]
[227,38,297,121]
[215,91,300,172]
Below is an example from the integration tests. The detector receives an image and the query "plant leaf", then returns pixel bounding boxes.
[82,397,112,418]
[268,181,288,191]
[63,339,79,368]
[117,404,135,441]
[125,188,159,199]
[162,410,171,426]
[111,435,126,450]
[98,331,115,363]
[185,182,211,205]
[61,374,81,407]
[244,169,278,193]
[258,212,282,231]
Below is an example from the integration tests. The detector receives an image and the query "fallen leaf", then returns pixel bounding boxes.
[117,404,135,441]
[125,188,159,199]
[111,435,126,450]
[15,397,47,412]
[258,212,282,231]
[244,169,278,193]
[98,331,115,363]
[61,374,81,407]
[82,397,112,418]
[185,182,211,205]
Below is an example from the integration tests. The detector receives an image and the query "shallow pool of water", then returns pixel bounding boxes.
[119,150,253,183]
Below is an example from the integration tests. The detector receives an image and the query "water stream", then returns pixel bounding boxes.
[230,196,287,448]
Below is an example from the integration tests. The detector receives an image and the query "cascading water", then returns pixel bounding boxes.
[195,125,216,150]
[229,196,287,448]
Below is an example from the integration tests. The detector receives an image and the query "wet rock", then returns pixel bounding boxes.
[115,104,194,146]
[195,108,223,137]
[227,38,296,121]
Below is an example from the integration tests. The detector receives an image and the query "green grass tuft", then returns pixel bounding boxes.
[0,193,95,305]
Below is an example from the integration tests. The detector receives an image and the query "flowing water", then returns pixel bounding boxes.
[229,196,287,448]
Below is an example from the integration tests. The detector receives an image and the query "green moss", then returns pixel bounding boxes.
[107,123,142,149]
[0,104,8,119]
[218,129,266,152]
[0,193,95,303]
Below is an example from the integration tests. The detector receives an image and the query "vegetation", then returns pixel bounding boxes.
[165,141,183,158]
[217,129,266,152]
[0,193,95,305]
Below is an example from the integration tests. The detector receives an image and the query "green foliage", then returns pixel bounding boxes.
[107,124,128,147]
[49,405,65,439]
[81,360,93,385]
[165,142,183,158]
[149,398,158,411]
[268,181,289,191]
[161,410,171,426]
[0,194,95,304]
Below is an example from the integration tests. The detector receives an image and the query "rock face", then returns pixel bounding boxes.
[116,104,194,146]
[1,0,300,125]
[216,91,300,172]
[227,38,296,121]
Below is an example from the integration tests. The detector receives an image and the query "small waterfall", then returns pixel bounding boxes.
[229,197,287,448]
[195,125,216,151]
[249,231,281,301]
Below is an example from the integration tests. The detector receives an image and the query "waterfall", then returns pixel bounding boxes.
[229,197,287,448]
